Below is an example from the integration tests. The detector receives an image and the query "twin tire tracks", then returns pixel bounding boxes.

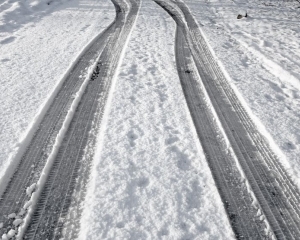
[0,0,140,238]
[0,0,300,239]
[155,0,300,239]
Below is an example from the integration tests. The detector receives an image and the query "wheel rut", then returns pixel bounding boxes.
[0,0,140,239]
[155,0,300,239]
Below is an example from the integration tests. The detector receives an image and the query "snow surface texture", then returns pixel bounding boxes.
[0,0,115,183]
[79,0,234,239]
[0,0,68,35]
[185,0,300,185]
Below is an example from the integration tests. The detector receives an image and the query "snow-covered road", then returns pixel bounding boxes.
[1,0,300,239]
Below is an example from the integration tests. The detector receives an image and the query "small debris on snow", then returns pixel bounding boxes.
[7,213,16,219]
[26,183,37,196]
[237,12,247,19]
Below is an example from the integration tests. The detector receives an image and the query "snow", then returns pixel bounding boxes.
[0,0,115,193]
[79,0,234,239]
[12,219,23,227]
[7,214,16,219]
[1,229,15,240]
[18,209,26,217]
[7,230,15,239]
[25,183,36,196]
[17,54,100,240]
[1,0,299,238]
[184,0,300,185]
[23,200,32,210]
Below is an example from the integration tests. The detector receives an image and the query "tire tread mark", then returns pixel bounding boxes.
[155,0,300,239]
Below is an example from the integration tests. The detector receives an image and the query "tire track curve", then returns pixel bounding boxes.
[23,0,140,239]
[0,0,139,238]
[0,26,110,238]
[155,0,300,239]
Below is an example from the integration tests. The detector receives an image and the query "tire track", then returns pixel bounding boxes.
[23,0,140,239]
[0,30,109,237]
[0,0,139,238]
[175,13,267,240]
[155,0,300,239]
[177,26,266,239]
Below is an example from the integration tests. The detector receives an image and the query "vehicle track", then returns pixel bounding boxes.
[155,0,300,239]
[0,29,110,237]
[24,0,140,239]
[175,26,266,239]
[0,0,139,238]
